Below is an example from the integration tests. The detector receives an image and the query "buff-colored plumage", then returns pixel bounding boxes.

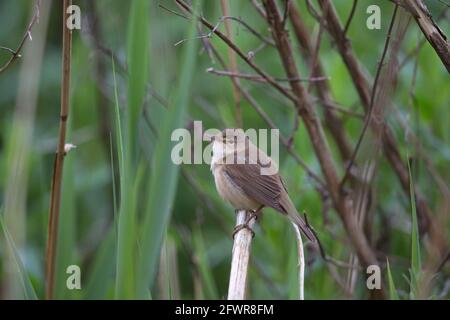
[211,129,315,241]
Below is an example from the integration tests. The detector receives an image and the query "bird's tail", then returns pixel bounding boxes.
[282,195,316,242]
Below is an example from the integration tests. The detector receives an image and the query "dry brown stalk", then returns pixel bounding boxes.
[402,0,450,72]
[316,0,448,254]
[45,0,73,300]
[261,0,380,273]
[288,2,352,162]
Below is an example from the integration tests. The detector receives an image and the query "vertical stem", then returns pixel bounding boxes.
[45,0,72,300]
[227,210,255,300]
[292,223,305,300]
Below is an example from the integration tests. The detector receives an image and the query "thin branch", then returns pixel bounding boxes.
[174,15,275,47]
[218,16,276,46]
[206,67,329,83]
[307,3,326,93]
[303,213,363,271]
[343,0,358,37]
[0,46,19,55]
[158,3,189,19]
[402,0,450,72]
[305,0,322,22]
[251,0,267,18]
[45,0,72,300]
[316,0,440,247]
[288,2,353,161]
[261,0,380,272]
[341,5,399,187]
[398,5,449,70]
[174,0,297,102]
[281,0,291,28]
[314,98,365,119]
[0,0,40,74]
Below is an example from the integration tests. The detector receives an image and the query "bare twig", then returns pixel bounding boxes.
[305,0,321,22]
[251,0,267,18]
[175,0,296,102]
[341,5,399,187]
[158,3,189,19]
[402,0,450,72]
[261,0,380,272]
[316,0,442,248]
[174,15,275,47]
[281,0,291,28]
[227,210,256,300]
[0,46,19,55]
[306,3,326,94]
[206,67,329,83]
[288,2,353,161]
[45,0,73,300]
[0,0,40,74]
[343,0,358,37]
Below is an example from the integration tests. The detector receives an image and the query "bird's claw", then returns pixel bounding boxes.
[232,223,255,239]
[232,210,259,239]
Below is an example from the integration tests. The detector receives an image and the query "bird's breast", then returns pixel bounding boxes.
[212,165,259,211]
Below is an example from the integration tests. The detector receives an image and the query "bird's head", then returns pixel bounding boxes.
[210,129,251,163]
[212,128,247,146]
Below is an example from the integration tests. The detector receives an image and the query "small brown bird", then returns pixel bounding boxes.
[210,129,315,241]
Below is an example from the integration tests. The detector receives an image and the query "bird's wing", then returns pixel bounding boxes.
[223,163,285,213]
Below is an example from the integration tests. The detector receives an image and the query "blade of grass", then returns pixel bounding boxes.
[135,0,202,298]
[386,258,399,300]
[126,0,149,157]
[114,171,135,298]
[193,227,219,299]
[85,228,116,299]
[407,157,421,297]
[112,57,124,175]
[86,136,121,299]
[2,0,51,299]
[114,0,150,299]
[0,213,38,300]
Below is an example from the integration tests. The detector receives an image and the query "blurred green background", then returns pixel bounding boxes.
[0,0,449,299]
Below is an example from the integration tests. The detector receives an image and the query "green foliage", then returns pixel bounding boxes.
[386,259,399,300]
[0,0,448,300]
[408,159,422,298]
[136,0,202,298]
[0,214,38,300]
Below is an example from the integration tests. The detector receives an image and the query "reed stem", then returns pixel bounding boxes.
[227,210,255,300]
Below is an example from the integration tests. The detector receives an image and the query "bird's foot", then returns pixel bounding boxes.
[249,205,264,216]
[232,223,255,239]
[232,209,261,239]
